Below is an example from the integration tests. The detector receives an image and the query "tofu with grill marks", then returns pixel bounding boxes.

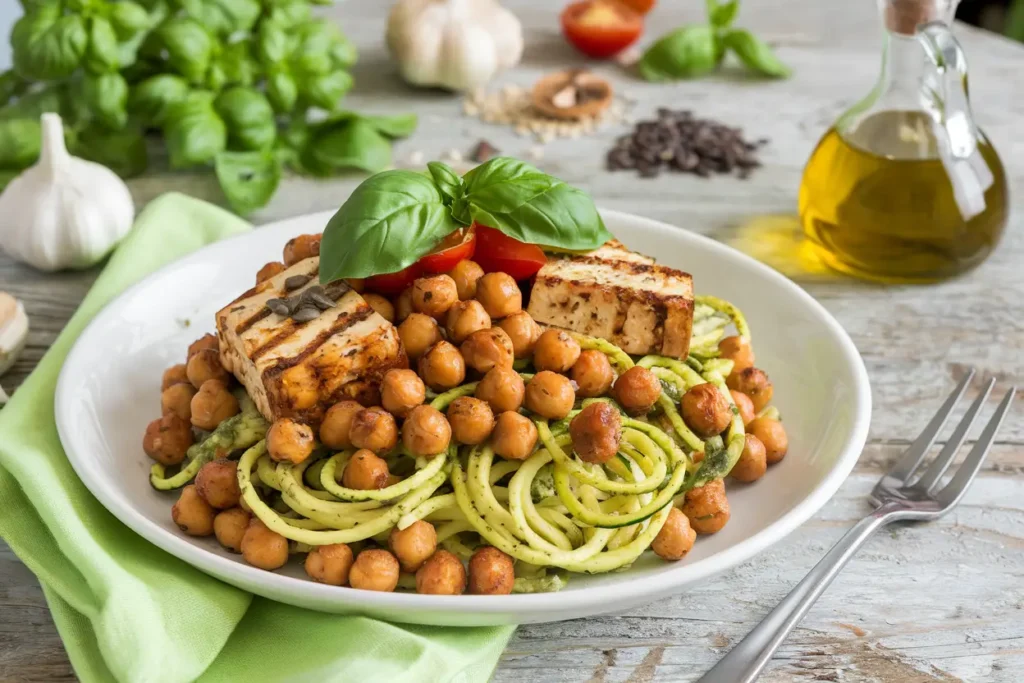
[215,257,407,428]
[527,241,694,358]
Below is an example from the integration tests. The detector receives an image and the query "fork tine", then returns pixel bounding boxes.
[936,387,1016,506]
[912,377,995,492]
[886,369,975,484]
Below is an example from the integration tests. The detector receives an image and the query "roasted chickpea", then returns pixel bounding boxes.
[525,371,576,419]
[172,485,214,536]
[446,300,491,344]
[283,233,321,266]
[416,550,467,595]
[747,417,788,464]
[190,380,239,430]
[731,390,756,426]
[571,350,614,398]
[533,329,581,373]
[460,327,514,374]
[187,333,219,358]
[394,287,414,323]
[612,366,661,416]
[681,479,730,534]
[447,396,495,445]
[319,400,363,450]
[381,368,426,418]
[497,310,541,359]
[256,261,286,284]
[349,408,399,453]
[731,434,768,482]
[143,413,194,466]
[195,458,241,509]
[468,546,514,595]
[213,507,250,552]
[342,449,390,490]
[475,272,522,318]
[569,402,621,464]
[241,519,289,570]
[398,313,442,360]
[162,363,189,390]
[412,274,459,318]
[652,507,697,561]
[389,520,438,572]
[719,336,755,373]
[402,405,452,457]
[418,341,466,391]
[448,259,485,300]
[363,293,395,323]
[726,367,774,412]
[267,418,316,464]
[186,348,229,388]
[681,383,732,438]
[349,549,400,592]
[491,411,538,461]
[475,366,525,413]
[305,543,354,585]
[161,382,197,421]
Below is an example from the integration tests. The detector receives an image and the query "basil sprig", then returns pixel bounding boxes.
[319,157,612,283]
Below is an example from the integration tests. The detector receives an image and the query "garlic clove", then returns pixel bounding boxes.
[0,291,28,379]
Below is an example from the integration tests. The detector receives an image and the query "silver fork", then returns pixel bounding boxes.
[697,369,1016,683]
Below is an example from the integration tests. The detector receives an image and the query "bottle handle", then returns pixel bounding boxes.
[916,21,976,158]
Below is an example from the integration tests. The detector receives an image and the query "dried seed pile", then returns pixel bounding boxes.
[607,109,767,179]
[265,276,339,322]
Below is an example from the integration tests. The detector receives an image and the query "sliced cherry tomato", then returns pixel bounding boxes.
[418,226,477,274]
[365,262,421,295]
[473,224,547,280]
[561,0,643,59]
[616,0,655,15]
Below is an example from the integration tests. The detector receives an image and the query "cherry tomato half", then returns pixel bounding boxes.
[418,227,477,274]
[561,0,643,59]
[617,0,656,15]
[365,263,421,295]
[473,225,547,280]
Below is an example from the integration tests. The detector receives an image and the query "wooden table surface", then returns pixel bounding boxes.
[2,1,1023,681]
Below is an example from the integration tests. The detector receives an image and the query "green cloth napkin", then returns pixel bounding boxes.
[0,193,515,683]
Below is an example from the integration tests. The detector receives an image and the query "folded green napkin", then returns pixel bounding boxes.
[0,193,514,683]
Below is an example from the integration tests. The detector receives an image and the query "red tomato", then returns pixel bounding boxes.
[473,225,547,280]
[365,263,421,295]
[561,0,643,59]
[418,227,477,274]
[617,0,655,15]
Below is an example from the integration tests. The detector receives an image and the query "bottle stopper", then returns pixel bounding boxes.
[884,0,951,35]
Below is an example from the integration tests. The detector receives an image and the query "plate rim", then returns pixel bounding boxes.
[55,207,871,621]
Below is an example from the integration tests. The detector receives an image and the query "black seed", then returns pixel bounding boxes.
[266,298,291,316]
[284,274,311,291]
[292,306,320,323]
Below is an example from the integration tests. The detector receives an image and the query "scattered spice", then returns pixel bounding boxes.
[470,140,500,163]
[606,108,767,179]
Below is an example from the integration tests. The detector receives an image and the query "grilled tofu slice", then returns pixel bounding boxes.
[216,257,407,427]
[527,241,694,358]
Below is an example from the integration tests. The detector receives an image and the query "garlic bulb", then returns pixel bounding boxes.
[387,0,524,92]
[0,292,27,405]
[0,113,135,271]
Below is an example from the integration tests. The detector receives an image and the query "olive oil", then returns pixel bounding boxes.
[799,110,1008,283]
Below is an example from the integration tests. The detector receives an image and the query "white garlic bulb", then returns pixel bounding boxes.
[0,292,27,404]
[0,113,135,271]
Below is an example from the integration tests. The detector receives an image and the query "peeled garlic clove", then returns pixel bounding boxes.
[0,291,28,378]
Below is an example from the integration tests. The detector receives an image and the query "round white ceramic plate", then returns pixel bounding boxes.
[56,209,870,626]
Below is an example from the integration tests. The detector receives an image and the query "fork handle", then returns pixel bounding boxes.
[696,503,900,683]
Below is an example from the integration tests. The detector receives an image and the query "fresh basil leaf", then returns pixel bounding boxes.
[362,113,417,138]
[427,161,464,206]
[130,73,190,127]
[0,169,20,192]
[71,124,148,177]
[164,90,226,167]
[281,116,309,151]
[12,7,88,81]
[459,157,611,250]
[109,1,151,39]
[84,17,120,74]
[0,87,65,121]
[267,0,311,28]
[206,63,227,91]
[291,20,343,76]
[0,71,28,108]
[257,20,289,65]
[723,29,791,78]
[710,0,739,28]
[219,40,258,87]
[215,149,280,215]
[266,69,297,112]
[0,118,42,170]
[215,86,276,151]
[83,72,128,129]
[310,119,389,173]
[638,26,719,82]
[179,0,260,37]
[330,35,357,69]
[157,17,213,84]
[300,69,353,111]
[320,170,461,282]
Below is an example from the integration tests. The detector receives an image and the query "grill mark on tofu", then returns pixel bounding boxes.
[233,262,321,335]
[536,274,692,309]
[260,304,374,379]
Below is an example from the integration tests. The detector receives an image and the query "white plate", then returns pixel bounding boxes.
[56,209,870,626]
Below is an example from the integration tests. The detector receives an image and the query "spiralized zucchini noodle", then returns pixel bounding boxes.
[153,299,757,592]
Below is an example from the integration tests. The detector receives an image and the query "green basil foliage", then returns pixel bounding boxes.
[319,157,613,283]
[0,0,415,211]
[638,0,790,81]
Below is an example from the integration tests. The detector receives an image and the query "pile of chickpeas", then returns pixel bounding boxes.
[146,232,789,592]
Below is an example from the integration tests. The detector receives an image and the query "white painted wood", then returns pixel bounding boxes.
[2,0,1023,680]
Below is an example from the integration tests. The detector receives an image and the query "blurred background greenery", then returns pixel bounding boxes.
[959,0,1024,39]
